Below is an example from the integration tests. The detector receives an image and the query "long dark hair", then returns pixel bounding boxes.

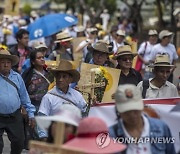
[22,49,43,87]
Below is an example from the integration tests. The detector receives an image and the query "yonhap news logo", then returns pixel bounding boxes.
[96,132,111,148]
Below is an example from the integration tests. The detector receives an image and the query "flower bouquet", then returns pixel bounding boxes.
[90,66,109,102]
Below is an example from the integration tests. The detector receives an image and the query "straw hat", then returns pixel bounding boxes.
[62,117,126,153]
[55,31,73,43]
[86,27,98,34]
[150,54,174,67]
[159,30,173,40]
[0,48,19,66]
[113,45,137,60]
[35,103,82,131]
[74,25,85,32]
[49,60,80,83]
[91,40,112,54]
[33,41,47,49]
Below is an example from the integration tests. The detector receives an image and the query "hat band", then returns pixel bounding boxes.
[77,131,108,138]
[154,62,171,65]
[56,36,72,41]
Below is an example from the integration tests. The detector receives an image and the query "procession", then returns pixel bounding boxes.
[0,0,180,154]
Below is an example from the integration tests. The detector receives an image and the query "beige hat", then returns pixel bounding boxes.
[30,11,38,18]
[159,30,173,40]
[92,40,112,54]
[74,25,85,32]
[86,27,98,34]
[0,48,19,66]
[55,31,73,43]
[116,29,125,36]
[115,84,144,113]
[33,41,47,49]
[148,30,158,35]
[150,54,174,67]
[113,45,137,60]
[49,59,80,83]
[18,19,26,26]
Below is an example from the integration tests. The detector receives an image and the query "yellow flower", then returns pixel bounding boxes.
[0,44,8,50]
[99,66,108,80]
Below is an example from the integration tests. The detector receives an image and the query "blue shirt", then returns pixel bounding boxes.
[0,70,35,118]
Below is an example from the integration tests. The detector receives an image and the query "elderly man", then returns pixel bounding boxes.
[89,40,114,67]
[38,60,87,139]
[109,84,176,154]
[113,45,142,85]
[0,48,35,154]
[137,54,179,98]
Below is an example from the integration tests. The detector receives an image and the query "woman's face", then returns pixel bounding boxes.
[32,52,45,67]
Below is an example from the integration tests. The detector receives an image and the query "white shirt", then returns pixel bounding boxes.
[137,79,179,98]
[112,40,125,53]
[121,115,152,154]
[39,86,87,115]
[149,43,178,64]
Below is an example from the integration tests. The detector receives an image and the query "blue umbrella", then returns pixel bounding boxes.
[27,13,78,40]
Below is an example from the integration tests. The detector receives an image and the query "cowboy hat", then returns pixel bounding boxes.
[55,31,73,43]
[91,40,113,54]
[0,48,19,66]
[113,45,137,60]
[62,117,126,153]
[36,103,82,131]
[49,60,80,83]
[150,54,174,68]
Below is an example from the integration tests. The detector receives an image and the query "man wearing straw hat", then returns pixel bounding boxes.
[0,48,36,154]
[137,54,179,98]
[113,45,142,85]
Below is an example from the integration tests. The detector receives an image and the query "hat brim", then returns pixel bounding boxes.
[113,52,137,60]
[54,37,73,43]
[0,55,19,66]
[62,137,126,153]
[35,115,79,131]
[116,99,144,113]
[50,69,80,83]
[35,45,48,49]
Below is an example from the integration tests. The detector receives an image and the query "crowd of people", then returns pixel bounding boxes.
[0,9,180,154]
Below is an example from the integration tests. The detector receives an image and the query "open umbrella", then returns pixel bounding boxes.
[27,13,78,40]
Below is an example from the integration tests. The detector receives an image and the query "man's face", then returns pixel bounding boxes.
[56,72,72,91]
[116,35,124,44]
[117,55,133,69]
[149,35,158,45]
[0,58,12,75]
[161,36,171,46]
[154,66,171,83]
[18,33,29,47]
[93,50,108,66]
[120,110,142,125]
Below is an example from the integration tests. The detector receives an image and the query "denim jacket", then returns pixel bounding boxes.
[109,115,176,154]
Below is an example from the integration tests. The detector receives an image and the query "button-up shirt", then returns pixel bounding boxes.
[0,69,35,118]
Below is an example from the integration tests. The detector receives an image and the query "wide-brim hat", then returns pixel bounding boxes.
[159,30,173,40]
[55,31,73,43]
[116,29,125,36]
[115,84,144,113]
[61,117,126,153]
[0,49,19,66]
[149,54,174,68]
[91,40,112,55]
[36,104,82,131]
[49,59,80,83]
[113,45,137,60]
[74,25,85,32]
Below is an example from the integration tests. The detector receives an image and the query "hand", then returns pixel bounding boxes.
[29,118,36,128]
[111,93,115,99]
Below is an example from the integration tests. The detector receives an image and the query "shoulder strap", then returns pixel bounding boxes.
[0,75,18,91]
[48,92,78,107]
[142,80,149,99]
[142,41,148,55]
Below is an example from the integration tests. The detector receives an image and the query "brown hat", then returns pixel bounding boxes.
[150,54,174,67]
[113,45,137,60]
[92,40,112,54]
[0,48,19,66]
[49,60,80,83]
[55,31,73,43]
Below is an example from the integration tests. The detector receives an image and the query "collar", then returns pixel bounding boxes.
[55,86,72,95]
[149,78,169,90]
